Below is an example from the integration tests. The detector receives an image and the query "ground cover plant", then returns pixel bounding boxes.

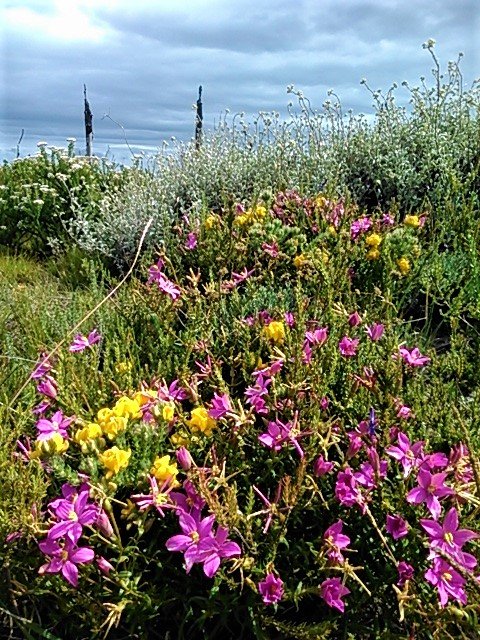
[1,44,480,639]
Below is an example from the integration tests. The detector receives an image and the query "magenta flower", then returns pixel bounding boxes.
[36,375,58,400]
[319,577,350,612]
[208,392,233,420]
[176,446,194,471]
[420,507,478,567]
[381,212,395,226]
[38,537,94,587]
[30,353,53,379]
[47,483,98,543]
[157,274,181,300]
[284,311,295,327]
[157,379,189,402]
[305,327,328,347]
[386,515,409,540]
[258,417,308,459]
[366,323,384,342]
[338,336,359,357]
[258,572,284,604]
[96,556,114,575]
[335,468,365,511]
[262,241,279,257]
[195,526,241,578]
[184,232,198,250]
[397,561,414,587]
[245,374,271,415]
[166,512,216,573]
[323,520,350,564]
[35,410,75,442]
[171,480,206,518]
[69,329,101,352]
[251,482,285,533]
[396,403,412,419]
[313,455,334,477]
[131,476,176,516]
[232,267,255,285]
[424,557,467,607]
[407,469,454,519]
[350,216,372,240]
[397,346,431,367]
[348,311,362,327]
[386,432,424,478]
[147,258,166,284]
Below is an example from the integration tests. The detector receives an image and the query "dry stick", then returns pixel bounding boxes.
[8,218,154,409]
[452,404,480,500]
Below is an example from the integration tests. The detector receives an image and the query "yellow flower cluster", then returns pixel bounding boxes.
[204,214,217,230]
[187,407,217,436]
[31,433,69,458]
[264,321,286,344]
[234,204,268,227]
[293,253,308,268]
[115,361,132,374]
[99,446,131,478]
[397,257,411,275]
[404,215,420,228]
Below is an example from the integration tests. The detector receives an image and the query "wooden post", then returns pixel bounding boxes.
[84,84,93,156]
[195,85,203,150]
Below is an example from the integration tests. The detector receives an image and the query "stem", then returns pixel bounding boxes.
[364,505,398,565]
[8,218,153,408]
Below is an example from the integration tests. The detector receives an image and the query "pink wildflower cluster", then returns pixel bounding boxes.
[165,479,241,578]
[38,482,113,587]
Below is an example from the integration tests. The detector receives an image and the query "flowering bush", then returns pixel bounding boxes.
[1,187,479,640]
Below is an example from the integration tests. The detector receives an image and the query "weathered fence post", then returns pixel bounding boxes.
[195,85,203,150]
[84,84,93,157]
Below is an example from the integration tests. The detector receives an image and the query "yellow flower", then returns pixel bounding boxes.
[99,446,131,478]
[314,195,327,209]
[264,321,286,344]
[404,215,420,228]
[113,396,142,420]
[101,416,128,440]
[150,455,179,484]
[366,248,381,261]
[97,407,114,424]
[115,361,132,374]
[204,214,217,230]
[75,422,102,443]
[293,254,308,268]
[254,205,267,219]
[187,407,217,436]
[365,233,382,248]
[327,225,337,236]
[170,432,189,447]
[397,257,411,275]
[233,214,250,227]
[162,402,175,422]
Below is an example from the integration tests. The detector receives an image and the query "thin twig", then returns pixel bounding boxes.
[8,218,153,408]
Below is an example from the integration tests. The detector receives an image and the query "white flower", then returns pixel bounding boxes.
[37,141,48,148]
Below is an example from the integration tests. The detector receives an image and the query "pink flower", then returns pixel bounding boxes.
[258,416,308,459]
[348,311,362,327]
[381,213,395,226]
[319,577,350,612]
[157,274,181,300]
[407,469,454,519]
[131,476,176,516]
[184,232,198,250]
[176,446,193,471]
[424,557,467,607]
[36,375,58,400]
[36,410,75,441]
[47,483,99,543]
[350,216,372,240]
[166,512,216,573]
[69,329,101,352]
[96,556,114,575]
[30,353,53,379]
[420,507,478,568]
[386,432,424,478]
[305,327,328,347]
[284,311,295,327]
[335,467,365,511]
[38,537,94,587]
[396,402,412,419]
[252,482,284,533]
[195,526,242,578]
[366,323,384,341]
[397,561,414,586]
[397,346,431,367]
[323,520,350,564]
[208,393,232,420]
[147,258,165,284]
[386,515,409,540]
[313,455,334,477]
[338,336,359,357]
[258,572,284,604]
[262,241,279,257]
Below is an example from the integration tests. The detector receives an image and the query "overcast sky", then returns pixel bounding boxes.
[1,0,478,163]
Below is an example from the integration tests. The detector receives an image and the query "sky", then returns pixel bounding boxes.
[1,0,478,164]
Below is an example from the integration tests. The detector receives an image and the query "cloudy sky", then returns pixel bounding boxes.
[1,0,478,163]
